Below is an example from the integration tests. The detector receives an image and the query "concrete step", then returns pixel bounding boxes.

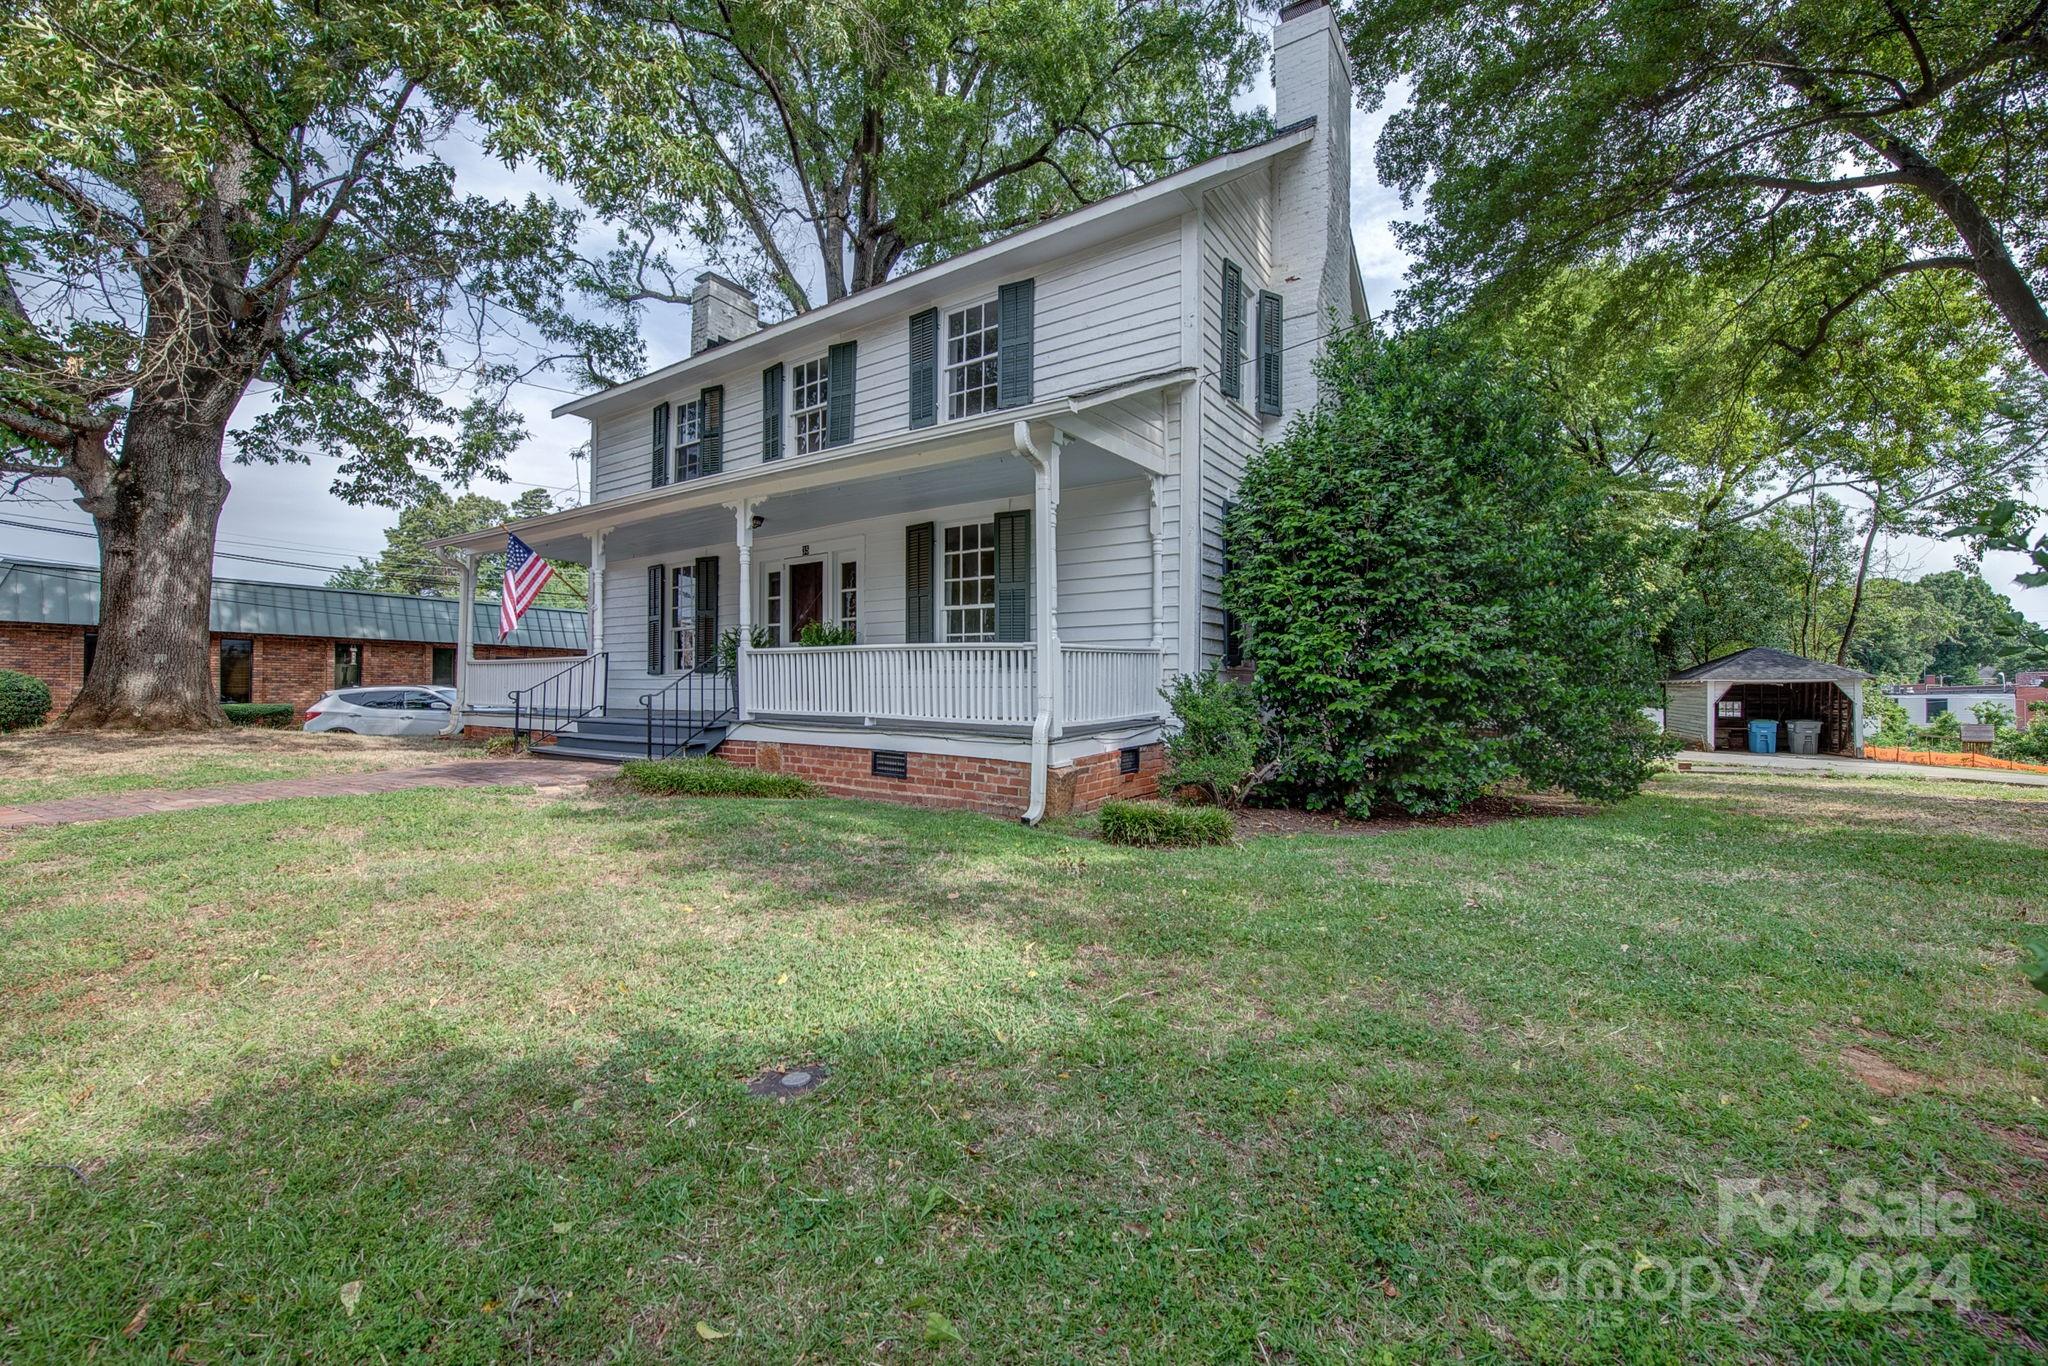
[535,725,729,765]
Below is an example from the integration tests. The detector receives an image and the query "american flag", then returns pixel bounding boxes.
[499,533,556,640]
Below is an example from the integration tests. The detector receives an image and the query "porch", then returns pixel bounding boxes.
[437,406,1180,764]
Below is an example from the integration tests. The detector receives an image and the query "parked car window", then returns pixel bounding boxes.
[401,690,448,710]
[344,689,406,709]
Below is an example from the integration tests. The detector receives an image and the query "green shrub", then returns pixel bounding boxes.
[1994,720,2048,765]
[1160,668,1272,806]
[222,702,296,728]
[618,756,817,798]
[796,622,858,647]
[1223,325,1673,816]
[0,669,53,733]
[715,624,774,673]
[1097,800,1234,847]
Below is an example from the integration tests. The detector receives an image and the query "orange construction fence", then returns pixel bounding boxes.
[1864,745,2048,776]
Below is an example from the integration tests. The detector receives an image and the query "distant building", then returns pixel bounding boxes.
[1885,672,2043,729]
[0,557,584,718]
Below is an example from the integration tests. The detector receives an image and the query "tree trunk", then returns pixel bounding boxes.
[56,409,233,731]
[1835,506,1883,666]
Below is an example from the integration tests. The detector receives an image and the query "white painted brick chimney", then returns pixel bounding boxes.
[1270,0,1357,418]
[689,272,761,355]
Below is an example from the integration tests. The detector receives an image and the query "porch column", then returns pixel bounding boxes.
[1850,683,1865,757]
[1035,433,1063,736]
[443,548,478,737]
[587,528,608,657]
[1705,681,1725,751]
[733,499,754,721]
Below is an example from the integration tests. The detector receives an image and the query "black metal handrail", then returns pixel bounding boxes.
[510,653,608,747]
[639,663,735,759]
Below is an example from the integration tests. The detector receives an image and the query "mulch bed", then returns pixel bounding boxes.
[1230,792,1598,838]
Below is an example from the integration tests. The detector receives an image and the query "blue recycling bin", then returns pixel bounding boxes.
[1747,720,1779,754]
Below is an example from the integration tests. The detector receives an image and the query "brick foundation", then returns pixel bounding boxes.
[717,737,1162,818]
[0,621,573,719]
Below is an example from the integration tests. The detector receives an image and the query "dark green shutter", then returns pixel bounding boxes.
[646,564,665,675]
[826,340,856,446]
[1219,261,1243,400]
[650,403,670,487]
[994,509,1032,642]
[905,522,935,643]
[1255,291,1283,415]
[907,308,938,428]
[761,363,783,460]
[698,385,723,475]
[692,554,719,671]
[997,279,1034,408]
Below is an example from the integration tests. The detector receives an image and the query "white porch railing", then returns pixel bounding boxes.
[461,655,595,711]
[743,643,1038,726]
[1062,646,1165,726]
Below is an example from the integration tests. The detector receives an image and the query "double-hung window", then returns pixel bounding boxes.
[945,302,999,418]
[673,397,704,481]
[792,358,829,455]
[942,521,998,641]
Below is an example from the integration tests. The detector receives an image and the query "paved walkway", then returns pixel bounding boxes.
[0,758,617,831]
[1673,750,2048,788]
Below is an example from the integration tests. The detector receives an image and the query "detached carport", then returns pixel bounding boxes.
[1661,647,1869,755]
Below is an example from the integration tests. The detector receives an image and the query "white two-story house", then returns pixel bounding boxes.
[435,0,1367,819]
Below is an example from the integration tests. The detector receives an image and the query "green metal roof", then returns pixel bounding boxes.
[0,557,587,651]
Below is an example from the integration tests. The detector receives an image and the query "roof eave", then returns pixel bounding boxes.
[548,125,1315,422]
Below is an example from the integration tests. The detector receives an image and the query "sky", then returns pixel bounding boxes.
[3,44,2043,625]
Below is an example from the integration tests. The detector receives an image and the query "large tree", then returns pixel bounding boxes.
[0,1,642,730]
[524,0,1265,314]
[1344,0,2048,377]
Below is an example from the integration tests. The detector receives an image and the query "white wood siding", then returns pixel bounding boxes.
[586,223,1184,505]
[1194,172,1274,664]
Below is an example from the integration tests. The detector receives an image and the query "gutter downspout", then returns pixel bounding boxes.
[439,547,478,738]
[1015,419,1060,824]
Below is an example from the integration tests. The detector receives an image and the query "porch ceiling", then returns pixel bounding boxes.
[505,434,1144,566]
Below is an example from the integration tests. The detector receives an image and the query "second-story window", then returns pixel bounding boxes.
[674,397,704,481]
[946,302,999,418]
[792,358,829,455]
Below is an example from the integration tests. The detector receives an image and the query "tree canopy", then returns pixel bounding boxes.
[520,0,1266,314]
[1342,0,2048,377]
[0,0,643,727]
[328,487,587,608]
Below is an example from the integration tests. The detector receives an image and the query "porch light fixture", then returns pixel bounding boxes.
[750,514,766,530]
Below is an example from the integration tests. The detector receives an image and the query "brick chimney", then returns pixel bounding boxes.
[689,272,760,355]
[1270,0,1358,418]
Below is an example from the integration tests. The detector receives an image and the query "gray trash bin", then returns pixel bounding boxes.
[1787,720,1822,756]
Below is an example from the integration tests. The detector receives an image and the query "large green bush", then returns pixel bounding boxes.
[222,703,297,728]
[619,756,816,798]
[1223,326,1672,816]
[1097,800,1234,847]
[0,669,53,732]
[1159,668,1270,806]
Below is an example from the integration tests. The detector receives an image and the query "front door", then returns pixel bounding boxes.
[789,560,826,640]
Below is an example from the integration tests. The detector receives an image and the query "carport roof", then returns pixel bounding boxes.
[0,557,587,651]
[1664,647,1871,686]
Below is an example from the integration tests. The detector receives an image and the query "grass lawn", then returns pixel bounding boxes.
[0,730,482,806]
[0,768,2043,1360]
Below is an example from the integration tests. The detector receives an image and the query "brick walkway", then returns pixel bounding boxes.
[0,758,617,830]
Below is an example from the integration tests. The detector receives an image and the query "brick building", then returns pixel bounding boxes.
[0,557,585,718]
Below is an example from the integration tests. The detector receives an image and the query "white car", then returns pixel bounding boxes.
[303,686,455,737]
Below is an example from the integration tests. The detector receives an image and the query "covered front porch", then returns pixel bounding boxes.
[435,405,1179,763]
